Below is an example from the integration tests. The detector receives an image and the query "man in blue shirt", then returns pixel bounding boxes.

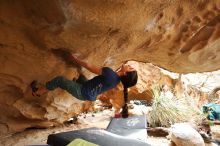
[31,54,138,117]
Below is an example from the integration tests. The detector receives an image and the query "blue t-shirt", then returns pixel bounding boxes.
[81,67,120,101]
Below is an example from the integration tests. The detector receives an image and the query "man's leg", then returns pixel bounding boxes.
[45,76,85,100]
[75,74,88,84]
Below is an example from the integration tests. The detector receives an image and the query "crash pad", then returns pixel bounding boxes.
[47,127,150,146]
[106,115,147,142]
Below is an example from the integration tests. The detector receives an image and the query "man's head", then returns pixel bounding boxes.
[117,63,138,118]
[118,64,138,88]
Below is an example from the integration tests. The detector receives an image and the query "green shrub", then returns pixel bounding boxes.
[147,86,204,127]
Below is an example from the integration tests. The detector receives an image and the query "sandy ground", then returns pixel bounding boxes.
[0,124,170,146]
[0,110,171,146]
[1,109,217,146]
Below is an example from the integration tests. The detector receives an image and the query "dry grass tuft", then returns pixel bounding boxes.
[147,86,204,127]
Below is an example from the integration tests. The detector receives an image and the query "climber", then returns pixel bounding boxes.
[31,54,138,118]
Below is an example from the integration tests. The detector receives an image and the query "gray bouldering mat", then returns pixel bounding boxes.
[47,127,150,146]
[107,115,147,142]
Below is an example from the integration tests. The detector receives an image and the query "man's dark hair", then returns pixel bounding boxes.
[120,71,138,118]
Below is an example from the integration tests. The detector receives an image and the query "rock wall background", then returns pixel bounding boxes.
[0,0,220,135]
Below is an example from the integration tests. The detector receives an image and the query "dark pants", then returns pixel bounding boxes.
[45,75,87,101]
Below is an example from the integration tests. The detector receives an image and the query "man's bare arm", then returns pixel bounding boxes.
[69,55,102,75]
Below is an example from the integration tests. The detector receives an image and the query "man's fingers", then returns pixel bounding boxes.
[71,53,81,58]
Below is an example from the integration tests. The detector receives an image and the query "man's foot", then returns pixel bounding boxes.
[30,80,41,97]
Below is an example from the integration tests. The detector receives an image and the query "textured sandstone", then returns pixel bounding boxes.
[0,0,220,134]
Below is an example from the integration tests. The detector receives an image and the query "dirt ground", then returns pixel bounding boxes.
[0,124,170,146]
[1,109,219,146]
[0,110,170,146]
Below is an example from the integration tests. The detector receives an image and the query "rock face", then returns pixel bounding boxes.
[169,123,205,146]
[0,0,220,135]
